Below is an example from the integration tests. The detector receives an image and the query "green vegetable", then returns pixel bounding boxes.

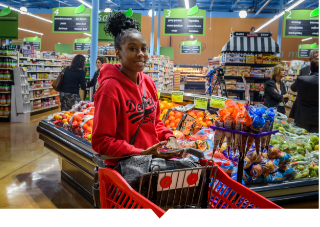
[293,154,305,161]
[310,170,317,178]
[308,164,314,171]
[282,144,290,153]
[278,127,285,133]
[270,139,280,145]
[273,123,281,129]
[309,141,315,150]
[293,172,302,179]
[310,135,319,145]
[296,142,304,147]
[315,144,319,151]
[314,165,318,173]
[305,145,313,152]
[282,123,290,131]
[289,143,298,151]
[296,146,305,156]
[296,165,305,171]
[301,168,309,178]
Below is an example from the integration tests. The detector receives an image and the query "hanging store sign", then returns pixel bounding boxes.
[98,9,141,42]
[233,32,272,37]
[163,5,206,36]
[298,43,319,58]
[0,7,18,39]
[180,40,201,54]
[283,9,319,38]
[52,4,92,33]
[73,38,91,51]
[23,36,41,50]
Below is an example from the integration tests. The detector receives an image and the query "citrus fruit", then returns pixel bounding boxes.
[166,125,171,129]
[167,102,173,109]
[197,111,204,118]
[159,103,165,112]
[169,122,175,128]
[54,114,59,120]
[202,122,208,127]
[62,119,68,124]
[162,101,168,108]
[175,112,183,118]
[198,117,203,122]
[165,120,170,126]
[175,118,181,124]
[162,109,168,115]
[169,116,175,122]
[169,111,175,117]
[207,121,213,126]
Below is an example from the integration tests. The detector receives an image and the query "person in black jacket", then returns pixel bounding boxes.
[263,64,289,114]
[289,59,319,133]
[60,54,86,111]
[86,56,107,101]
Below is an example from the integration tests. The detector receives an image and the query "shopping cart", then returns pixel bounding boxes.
[93,154,281,217]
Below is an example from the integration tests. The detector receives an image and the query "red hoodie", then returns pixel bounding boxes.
[91,64,174,166]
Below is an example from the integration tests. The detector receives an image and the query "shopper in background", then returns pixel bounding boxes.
[250,27,256,32]
[59,54,86,111]
[263,64,289,114]
[289,59,319,133]
[86,56,107,100]
[92,12,182,166]
[299,50,318,76]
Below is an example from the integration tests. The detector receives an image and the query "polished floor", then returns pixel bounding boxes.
[0,109,318,209]
[0,109,92,208]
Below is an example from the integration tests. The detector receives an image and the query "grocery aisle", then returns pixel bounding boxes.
[0,109,91,208]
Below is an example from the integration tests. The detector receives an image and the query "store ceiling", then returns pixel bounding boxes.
[1,0,319,14]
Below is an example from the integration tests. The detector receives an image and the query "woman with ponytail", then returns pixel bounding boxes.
[91,12,182,166]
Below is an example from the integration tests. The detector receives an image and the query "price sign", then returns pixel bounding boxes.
[194,96,208,109]
[210,95,227,109]
[172,91,184,102]
[157,90,161,99]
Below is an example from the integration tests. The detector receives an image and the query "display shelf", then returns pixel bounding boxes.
[0,55,18,59]
[26,71,60,73]
[224,76,271,80]
[144,71,160,73]
[20,57,62,61]
[98,55,116,57]
[61,59,73,62]
[31,104,59,113]
[28,79,56,81]
[0,104,10,106]
[0,91,11,93]
[0,115,10,118]
[20,64,62,67]
[30,87,53,91]
[30,94,59,101]
[0,80,13,82]
[224,63,275,67]
[0,68,15,70]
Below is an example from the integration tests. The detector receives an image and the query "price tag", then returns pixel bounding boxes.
[210,95,227,109]
[157,90,161,99]
[194,96,208,110]
[27,58,30,61]
[172,91,184,102]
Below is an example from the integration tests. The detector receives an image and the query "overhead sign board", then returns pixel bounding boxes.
[23,36,41,50]
[180,40,201,54]
[0,7,18,39]
[298,43,319,58]
[73,38,91,51]
[163,5,206,36]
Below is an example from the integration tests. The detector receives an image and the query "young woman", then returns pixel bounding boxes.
[59,54,86,111]
[263,64,289,114]
[91,13,182,166]
[86,56,107,100]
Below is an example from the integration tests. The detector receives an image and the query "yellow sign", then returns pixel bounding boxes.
[194,96,208,109]
[210,95,227,109]
[172,91,184,102]
[157,90,161,99]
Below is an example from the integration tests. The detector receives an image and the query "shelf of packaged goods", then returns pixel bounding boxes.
[30,87,53,91]
[224,63,276,67]
[26,71,61,73]
[20,64,62,67]
[180,71,203,74]
[0,104,10,106]
[28,79,56,81]
[144,71,160,73]
[31,104,59,113]
[0,115,10,118]
[30,94,59,101]
[98,55,116,57]
[20,57,62,61]
[224,76,271,80]
[0,80,13,82]
[0,67,15,70]
[0,91,11,93]
[61,59,73,62]
[0,55,18,58]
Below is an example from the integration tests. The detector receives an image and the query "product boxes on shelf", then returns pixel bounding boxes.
[263,54,271,64]
[255,54,263,64]
[250,83,265,91]
[225,79,237,85]
[250,72,265,78]
[246,55,255,64]
[226,58,237,63]
[265,70,272,78]
[271,56,280,65]
[236,82,250,90]
[226,84,237,90]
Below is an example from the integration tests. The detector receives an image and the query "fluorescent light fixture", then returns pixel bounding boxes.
[302,37,312,41]
[55,0,72,6]
[184,0,189,9]
[255,0,305,32]
[104,7,112,12]
[0,3,52,23]
[18,27,43,36]
[84,33,91,36]
[77,0,100,13]
[239,10,247,18]
[20,6,27,13]
[148,9,156,17]
[190,35,193,38]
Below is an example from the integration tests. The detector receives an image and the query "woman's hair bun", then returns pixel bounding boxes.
[104,12,140,38]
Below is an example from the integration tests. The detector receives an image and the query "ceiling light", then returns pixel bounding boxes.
[239,10,247,18]
[84,33,91,36]
[148,9,156,17]
[20,6,27,13]
[184,0,189,9]
[18,27,43,35]
[302,37,312,41]
[255,0,305,32]
[0,3,52,23]
[104,7,111,12]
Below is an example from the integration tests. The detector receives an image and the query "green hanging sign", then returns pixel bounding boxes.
[98,9,142,42]
[163,5,206,36]
[180,40,201,54]
[298,43,319,58]
[0,7,18,39]
[23,37,41,50]
[283,9,319,38]
[52,5,92,33]
[73,38,91,51]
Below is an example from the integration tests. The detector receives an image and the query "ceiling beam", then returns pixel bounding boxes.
[307,1,319,8]
[135,0,144,8]
[258,0,268,6]
[253,0,272,18]
[231,0,241,9]
[210,0,215,10]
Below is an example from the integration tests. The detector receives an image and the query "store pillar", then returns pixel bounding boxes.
[90,0,99,79]
[156,0,161,55]
[150,0,156,55]
[277,0,283,57]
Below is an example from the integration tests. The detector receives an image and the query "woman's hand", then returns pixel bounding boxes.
[141,141,183,159]
[283,93,289,99]
[166,137,183,150]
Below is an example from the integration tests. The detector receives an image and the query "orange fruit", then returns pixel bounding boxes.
[197,111,204,118]
[175,112,183,119]
[169,111,175,117]
[162,101,168,108]
[62,119,68,124]
[167,102,173,109]
[169,122,175,128]
[54,114,59,120]
[165,120,170,126]
[159,103,165,112]
[162,109,168,115]
[175,122,179,127]
[166,125,171,129]
[198,117,203,122]
[207,121,213,126]
[175,118,181,124]
[169,116,175,122]
[202,122,208,127]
